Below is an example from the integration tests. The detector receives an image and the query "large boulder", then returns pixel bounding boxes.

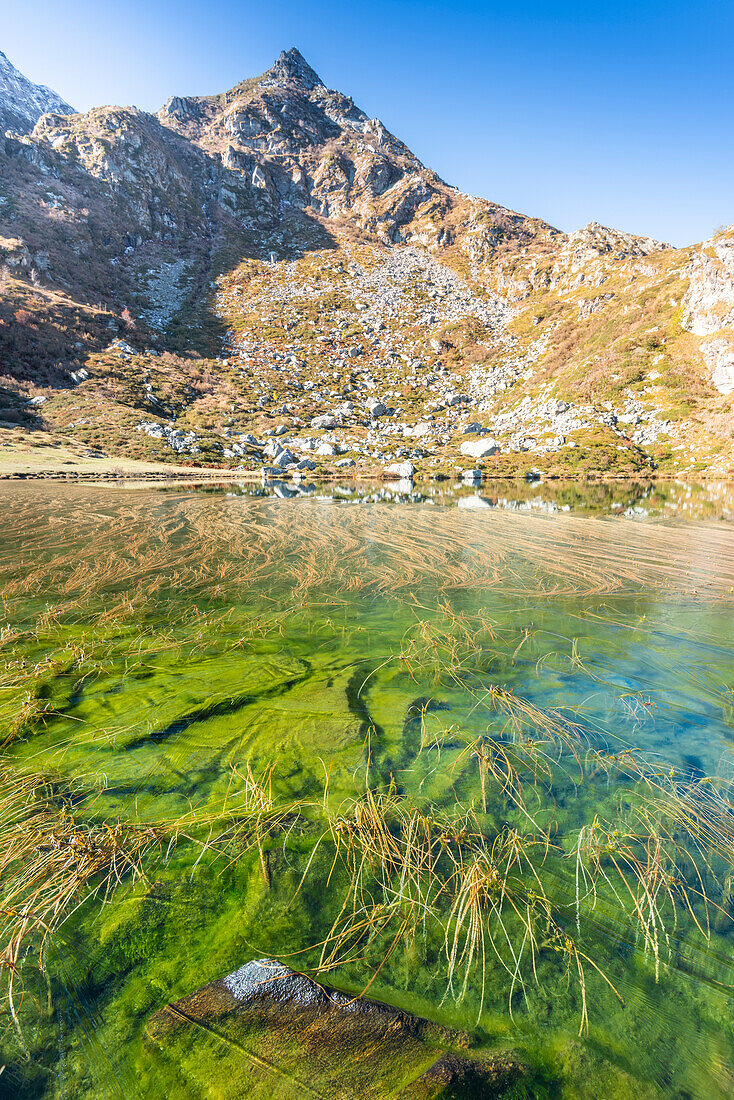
[145,958,526,1099]
[272,448,296,468]
[386,461,417,479]
[367,398,390,418]
[311,414,338,429]
[460,438,500,459]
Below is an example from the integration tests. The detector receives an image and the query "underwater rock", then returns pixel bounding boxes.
[224,958,341,1009]
[146,957,525,1098]
[402,1051,526,1099]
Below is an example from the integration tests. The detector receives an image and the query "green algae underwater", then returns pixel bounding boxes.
[2,483,734,1098]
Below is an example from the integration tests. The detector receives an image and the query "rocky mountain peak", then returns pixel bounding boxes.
[259,47,324,91]
[0,47,74,135]
[565,221,668,260]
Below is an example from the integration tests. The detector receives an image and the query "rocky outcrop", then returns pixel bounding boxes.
[682,228,734,393]
[696,336,734,395]
[260,47,324,91]
[563,221,668,263]
[683,230,734,335]
[0,48,74,135]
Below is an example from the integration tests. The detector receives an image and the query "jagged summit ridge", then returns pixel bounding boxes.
[153,46,549,248]
[0,47,74,135]
[259,47,324,90]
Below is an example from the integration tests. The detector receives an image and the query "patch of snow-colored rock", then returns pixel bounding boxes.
[136,420,200,454]
[460,438,499,458]
[0,49,74,135]
[698,337,734,395]
[683,230,734,394]
[683,232,734,337]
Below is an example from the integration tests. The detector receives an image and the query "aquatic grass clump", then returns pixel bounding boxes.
[0,766,164,1054]
[171,761,305,885]
[0,760,303,1056]
[304,702,734,1034]
[453,680,734,965]
[309,784,629,1031]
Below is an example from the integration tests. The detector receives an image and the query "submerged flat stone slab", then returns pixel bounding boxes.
[146,958,523,1098]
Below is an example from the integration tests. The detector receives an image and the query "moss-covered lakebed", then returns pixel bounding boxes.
[2,482,734,1098]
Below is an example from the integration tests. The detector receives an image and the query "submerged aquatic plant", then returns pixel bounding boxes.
[0,759,300,1054]
[295,677,734,1035]
[0,767,164,1054]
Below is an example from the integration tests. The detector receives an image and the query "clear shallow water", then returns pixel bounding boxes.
[2,483,734,1098]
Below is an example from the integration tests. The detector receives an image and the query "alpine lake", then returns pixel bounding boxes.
[2,477,734,1099]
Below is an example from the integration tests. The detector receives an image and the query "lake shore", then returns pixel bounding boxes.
[0,438,720,483]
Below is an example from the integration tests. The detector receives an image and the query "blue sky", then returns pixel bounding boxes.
[4,1,732,246]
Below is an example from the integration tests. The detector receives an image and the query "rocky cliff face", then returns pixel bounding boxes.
[682,227,734,394]
[0,49,74,135]
[0,46,731,474]
[0,99,267,310]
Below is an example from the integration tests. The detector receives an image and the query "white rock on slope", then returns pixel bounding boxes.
[460,438,500,459]
[683,230,734,394]
[699,337,734,395]
[386,460,416,478]
[684,233,734,336]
